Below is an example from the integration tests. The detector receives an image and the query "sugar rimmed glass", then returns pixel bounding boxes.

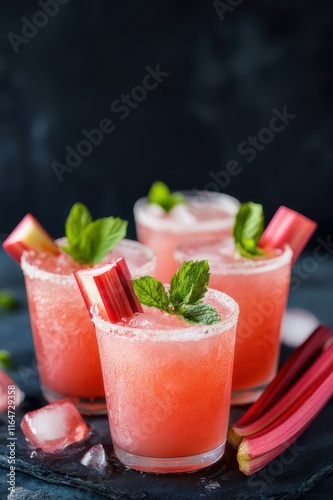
[175,238,293,405]
[92,288,239,473]
[133,191,239,282]
[21,238,156,415]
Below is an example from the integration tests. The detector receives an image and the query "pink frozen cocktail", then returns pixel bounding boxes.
[21,238,156,415]
[176,239,293,405]
[75,257,239,473]
[92,287,239,473]
[175,202,316,405]
[3,204,157,415]
[134,190,239,282]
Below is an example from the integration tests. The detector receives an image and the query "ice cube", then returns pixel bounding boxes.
[0,370,25,412]
[170,204,197,224]
[20,398,90,452]
[126,308,188,330]
[146,203,165,217]
[80,444,108,469]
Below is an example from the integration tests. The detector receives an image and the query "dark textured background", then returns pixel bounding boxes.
[1,4,333,496]
[0,0,332,242]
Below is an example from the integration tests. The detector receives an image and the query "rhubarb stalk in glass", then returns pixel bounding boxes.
[74,257,142,323]
[259,205,317,265]
[3,214,59,263]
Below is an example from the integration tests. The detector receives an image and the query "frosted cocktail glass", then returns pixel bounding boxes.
[175,239,293,405]
[133,191,239,282]
[92,288,239,473]
[21,238,156,415]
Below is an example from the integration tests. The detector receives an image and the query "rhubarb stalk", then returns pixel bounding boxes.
[238,428,305,476]
[237,353,333,475]
[259,206,317,265]
[228,330,333,448]
[3,214,59,264]
[74,257,143,323]
[228,324,332,448]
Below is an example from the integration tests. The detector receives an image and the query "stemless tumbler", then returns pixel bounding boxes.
[21,238,156,415]
[175,239,293,405]
[134,190,239,282]
[91,288,239,474]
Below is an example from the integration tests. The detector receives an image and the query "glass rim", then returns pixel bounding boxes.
[133,191,240,233]
[21,238,157,286]
[91,287,239,342]
[175,240,293,275]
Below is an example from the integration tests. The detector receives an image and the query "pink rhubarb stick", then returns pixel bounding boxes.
[3,214,59,264]
[237,358,333,474]
[74,257,143,323]
[228,324,332,448]
[259,206,317,265]
[229,332,333,447]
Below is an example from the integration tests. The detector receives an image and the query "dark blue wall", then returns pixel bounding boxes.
[0,0,332,243]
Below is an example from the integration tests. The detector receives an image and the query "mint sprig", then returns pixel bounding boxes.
[61,203,128,265]
[148,181,185,212]
[132,260,221,326]
[233,202,265,258]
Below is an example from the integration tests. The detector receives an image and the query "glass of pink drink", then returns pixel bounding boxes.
[21,239,156,415]
[91,288,239,473]
[175,239,293,405]
[133,191,239,283]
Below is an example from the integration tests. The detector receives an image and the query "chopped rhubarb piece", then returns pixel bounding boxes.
[3,214,59,264]
[114,257,143,313]
[0,370,25,411]
[74,257,143,323]
[228,324,332,448]
[259,206,317,265]
[74,264,112,321]
[237,355,333,475]
[20,398,90,452]
[80,444,108,469]
[94,264,134,323]
[229,331,333,446]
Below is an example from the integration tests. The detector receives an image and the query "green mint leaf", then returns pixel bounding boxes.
[133,260,221,326]
[233,202,265,258]
[181,303,221,325]
[148,181,185,212]
[169,260,209,308]
[79,218,128,264]
[0,290,19,311]
[61,203,128,264]
[0,349,13,369]
[65,202,92,244]
[132,277,170,312]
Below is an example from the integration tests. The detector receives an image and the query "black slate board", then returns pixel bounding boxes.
[1,365,333,500]
[1,252,333,499]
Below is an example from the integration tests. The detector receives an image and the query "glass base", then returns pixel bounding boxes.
[41,386,107,416]
[231,383,268,405]
[114,441,226,474]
